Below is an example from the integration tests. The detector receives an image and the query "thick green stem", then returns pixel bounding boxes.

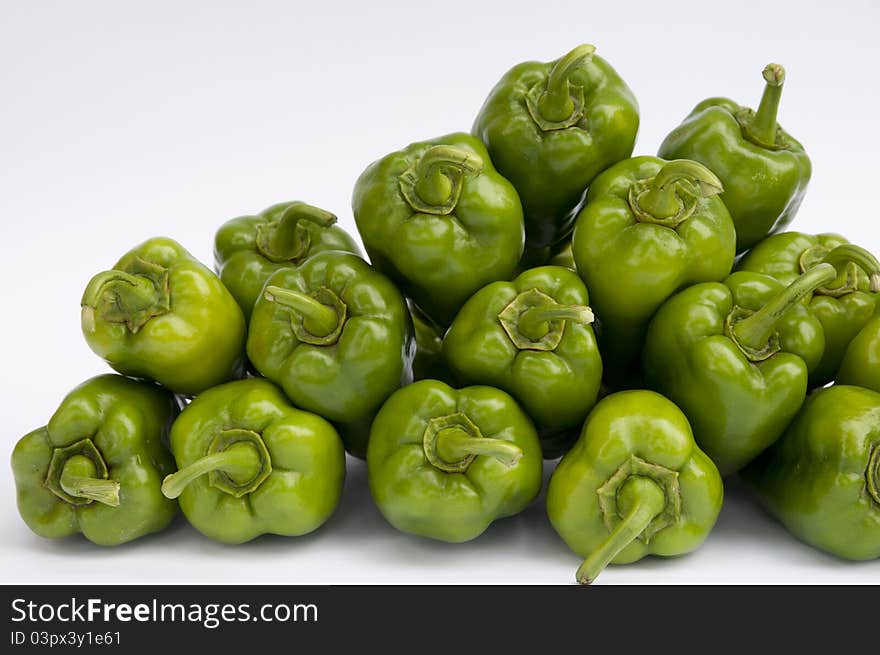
[634,160,724,220]
[162,442,262,499]
[59,455,120,507]
[821,244,880,293]
[412,146,483,207]
[255,203,336,263]
[576,477,666,585]
[518,304,594,341]
[537,44,596,123]
[434,427,522,468]
[264,285,339,337]
[731,263,837,355]
[744,63,785,147]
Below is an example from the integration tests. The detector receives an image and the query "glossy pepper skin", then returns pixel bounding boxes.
[838,315,880,393]
[742,386,880,560]
[473,44,639,252]
[247,251,414,458]
[571,157,736,385]
[161,379,345,544]
[367,380,543,543]
[443,266,602,458]
[11,375,179,546]
[658,64,811,252]
[547,241,575,271]
[81,237,246,396]
[643,265,835,476]
[738,232,880,386]
[214,201,361,321]
[547,391,723,584]
[352,132,524,327]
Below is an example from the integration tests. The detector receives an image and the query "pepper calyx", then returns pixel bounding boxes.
[577,456,680,585]
[628,160,723,228]
[81,258,171,334]
[45,438,119,507]
[255,202,337,264]
[161,429,272,499]
[596,455,682,542]
[498,288,593,351]
[422,413,521,474]
[526,44,596,131]
[399,146,483,215]
[264,285,347,346]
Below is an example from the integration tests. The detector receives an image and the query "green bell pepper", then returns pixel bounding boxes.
[214,201,361,321]
[547,391,723,584]
[473,44,639,252]
[643,265,835,475]
[838,315,880,393]
[742,385,880,561]
[81,237,246,396]
[571,157,736,386]
[11,375,179,545]
[443,265,601,458]
[367,380,543,543]
[352,132,524,326]
[247,251,413,458]
[161,378,345,544]
[737,232,880,385]
[658,64,811,252]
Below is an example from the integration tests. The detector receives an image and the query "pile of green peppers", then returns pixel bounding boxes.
[11,45,880,583]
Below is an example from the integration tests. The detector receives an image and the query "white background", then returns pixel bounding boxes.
[2,0,879,584]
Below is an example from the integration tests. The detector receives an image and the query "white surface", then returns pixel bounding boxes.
[1,0,878,584]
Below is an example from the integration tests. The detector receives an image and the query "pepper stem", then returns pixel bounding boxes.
[264,285,339,337]
[743,63,785,147]
[59,455,120,507]
[412,146,484,208]
[576,477,666,585]
[255,203,337,263]
[518,304,594,342]
[821,244,880,293]
[161,441,262,499]
[434,427,522,468]
[81,270,165,333]
[730,263,838,357]
[633,160,724,220]
[537,44,596,123]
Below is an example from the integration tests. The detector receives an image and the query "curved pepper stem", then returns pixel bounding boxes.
[632,160,724,223]
[537,44,596,123]
[577,477,666,585]
[264,285,340,338]
[743,63,785,147]
[819,244,880,294]
[59,455,120,507]
[435,427,523,468]
[518,304,594,342]
[81,269,167,333]
[422,413,521,473]
[499,288,593,351]
[729,263,838,360]
[255,203,337,263]
[162,440,264,499]
[398,145,483,215]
